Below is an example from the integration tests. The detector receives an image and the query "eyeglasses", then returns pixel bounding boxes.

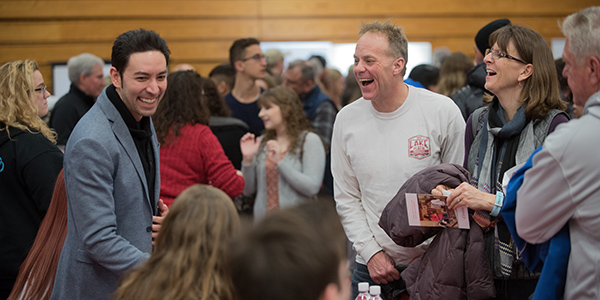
[485,48,528,64]
[241,53,266,62]
[34,84,47,94]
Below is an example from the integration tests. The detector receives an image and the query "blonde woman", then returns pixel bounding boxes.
[113,184,240,300]
[0,60,63,298]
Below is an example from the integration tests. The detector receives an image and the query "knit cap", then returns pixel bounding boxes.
[475,19,511,55]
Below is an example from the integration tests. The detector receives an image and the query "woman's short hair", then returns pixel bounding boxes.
[490,25,566,120]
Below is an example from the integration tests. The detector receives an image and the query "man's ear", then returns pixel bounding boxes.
[589,55,600,86]
[234,60,244,72]
[518,64,533,82]
[110,67,121,89]
[393,57,406,76]
[79,73,88,85]
[319,283,339,300]
[217,81,229,96]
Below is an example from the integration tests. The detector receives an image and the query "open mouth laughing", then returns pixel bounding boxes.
[358,78,374,87]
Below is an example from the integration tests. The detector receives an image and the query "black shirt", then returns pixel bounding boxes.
[106,85,156,215]
[49,84,96,146]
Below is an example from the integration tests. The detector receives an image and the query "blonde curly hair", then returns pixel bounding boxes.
[0,60,56,143]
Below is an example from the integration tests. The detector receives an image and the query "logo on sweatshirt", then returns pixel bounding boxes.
[408,135,431,160]
[0,157,4,173]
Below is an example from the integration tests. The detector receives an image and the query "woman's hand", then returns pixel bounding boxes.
[265,140,283,165]
[431,184,453,196]
[240,133,260,165]
[445,182,496,211]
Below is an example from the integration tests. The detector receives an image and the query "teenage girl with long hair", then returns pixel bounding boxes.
[240,86,326,219]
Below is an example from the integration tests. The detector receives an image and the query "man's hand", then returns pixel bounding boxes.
[152,199,169,245]
[367,251,400,284]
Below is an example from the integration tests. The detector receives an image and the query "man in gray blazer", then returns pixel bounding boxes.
[51,29,170,300]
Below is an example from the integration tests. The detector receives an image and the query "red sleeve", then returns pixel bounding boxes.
[198,126,245,199]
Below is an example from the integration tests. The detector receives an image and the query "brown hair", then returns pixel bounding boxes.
[153,70,210,145]
[114,184,240,300]
[8,170,67,300]
[229,37,260,66]
[202,76,232,117]
[256,86,314,156]
[359,20,408,76]
[438,52,473,97]
[489,25,566,120]
[228,202,348,300]
[0,60,57,143]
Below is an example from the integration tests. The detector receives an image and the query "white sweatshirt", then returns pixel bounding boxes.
[331,85,465,265]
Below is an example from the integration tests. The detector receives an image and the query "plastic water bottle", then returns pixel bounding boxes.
[369,285,383,300]
[355,282,369,300]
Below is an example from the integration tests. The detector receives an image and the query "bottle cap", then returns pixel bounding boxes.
[369,285,381,295]
[358,282,369,292]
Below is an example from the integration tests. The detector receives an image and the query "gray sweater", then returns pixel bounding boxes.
[242,130,325,219]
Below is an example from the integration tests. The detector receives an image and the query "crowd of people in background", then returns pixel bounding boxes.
[1,6,599,300]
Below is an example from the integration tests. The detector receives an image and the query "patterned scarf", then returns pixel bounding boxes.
[265,151,286,212]
[471,100,527,277]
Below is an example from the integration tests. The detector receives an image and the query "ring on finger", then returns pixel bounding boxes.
[456,197,461,203]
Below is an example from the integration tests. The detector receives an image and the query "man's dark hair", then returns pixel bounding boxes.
[229,37,260,66]
[409,64,440,89]
[309,55,327,68]
[111,28,170,77]
[229,202,347,300]
[209,63,236,89]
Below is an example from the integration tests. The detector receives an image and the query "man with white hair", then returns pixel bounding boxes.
[516,6,600,300]
[50,53,105,147]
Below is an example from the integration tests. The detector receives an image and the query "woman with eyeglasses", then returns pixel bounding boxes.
[0,60,64,299]
[433,25,569,299]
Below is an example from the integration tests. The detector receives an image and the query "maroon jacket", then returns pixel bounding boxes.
[379,163,495,300]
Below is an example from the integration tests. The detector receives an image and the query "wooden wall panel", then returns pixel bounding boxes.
[259,0,598,17]
[0,41,233,65]
[0,1,259,19]
[0,20,259,43]
[0,0,593,92]
[259,17,567,41]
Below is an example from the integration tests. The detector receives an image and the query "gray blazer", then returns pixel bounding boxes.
[51,88,160,300]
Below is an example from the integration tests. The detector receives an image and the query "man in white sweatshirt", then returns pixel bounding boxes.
[516,6,600,300]
[331,20,465,299]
